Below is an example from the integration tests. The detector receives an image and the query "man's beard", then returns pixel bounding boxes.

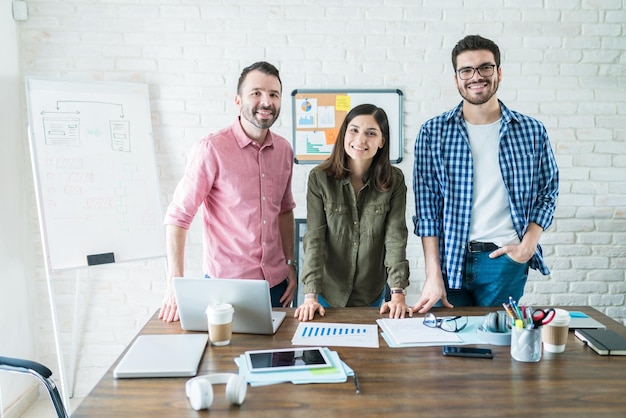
[458,78,499,105]
[241,104,280,129]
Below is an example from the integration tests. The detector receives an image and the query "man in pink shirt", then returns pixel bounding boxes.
[159,61,297,323]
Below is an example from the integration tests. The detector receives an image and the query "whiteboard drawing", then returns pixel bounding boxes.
[26,77,164,271]
[110,120,131,152]
[42,100,131,152]
[43,118,80,146]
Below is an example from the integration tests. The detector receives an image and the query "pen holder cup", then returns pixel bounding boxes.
[510,327,542,362]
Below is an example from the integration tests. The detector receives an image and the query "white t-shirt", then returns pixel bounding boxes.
[466,119,519,246]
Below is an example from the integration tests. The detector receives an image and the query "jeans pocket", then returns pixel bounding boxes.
[503,254,527,266]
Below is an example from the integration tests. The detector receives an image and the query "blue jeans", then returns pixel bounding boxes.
[445,251,529,307]
[269,278,289,308]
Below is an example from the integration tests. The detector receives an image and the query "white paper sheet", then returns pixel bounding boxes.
[377,318,462,345]
[291,322,379,348]
[377,316,494,348]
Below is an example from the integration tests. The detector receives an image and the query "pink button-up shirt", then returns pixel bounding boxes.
[164,118,295,287]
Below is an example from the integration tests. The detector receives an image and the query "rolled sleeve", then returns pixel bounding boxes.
[413,124,444,238]
[301,169,326,295]
[529,131,559,231]
[164,141,212,230]
[384,169,410,289]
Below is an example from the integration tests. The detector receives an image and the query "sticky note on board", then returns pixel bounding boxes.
[325,129,339,145]
[335,96,350,111]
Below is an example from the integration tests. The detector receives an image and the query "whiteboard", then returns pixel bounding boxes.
[291,89,403,164]
[25,77,165,271]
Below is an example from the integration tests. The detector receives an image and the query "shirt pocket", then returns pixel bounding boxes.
[324,202,352,238]
[265,174,289,208]
[361,202,390,238]
[504,152,535,213]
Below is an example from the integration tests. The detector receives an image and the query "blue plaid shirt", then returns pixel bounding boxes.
[413,100,559,289]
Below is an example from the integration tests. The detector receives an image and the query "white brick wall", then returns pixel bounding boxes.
[15,0,626,399]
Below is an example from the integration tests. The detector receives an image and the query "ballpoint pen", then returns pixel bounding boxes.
[353,373,361,394]
[510,297,523,321]
[526,306,534,328]
[502,302,515,320]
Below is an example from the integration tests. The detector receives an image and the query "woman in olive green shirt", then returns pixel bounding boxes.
[295,104,412,322]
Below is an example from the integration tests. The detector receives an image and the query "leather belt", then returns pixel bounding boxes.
[467,241,499,253]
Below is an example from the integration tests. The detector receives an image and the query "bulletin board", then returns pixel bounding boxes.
[291,89,403,164]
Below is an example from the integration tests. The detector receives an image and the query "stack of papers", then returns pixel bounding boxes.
[235,347,354,387]
[377,316,486,348]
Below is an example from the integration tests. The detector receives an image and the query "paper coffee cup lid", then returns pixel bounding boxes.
[549,308,570,326]
[206,303,234,314]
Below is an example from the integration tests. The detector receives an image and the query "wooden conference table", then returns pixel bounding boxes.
[72,307,626,417]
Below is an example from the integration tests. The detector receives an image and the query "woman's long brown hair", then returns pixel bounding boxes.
[319,104,393,192]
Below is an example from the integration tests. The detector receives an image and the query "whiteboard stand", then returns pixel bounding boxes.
[68,268,83,398]
[25,77,166,408]
[43,271,71,408]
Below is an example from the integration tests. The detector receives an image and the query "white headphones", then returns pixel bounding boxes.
[482,311,510,333]
[185,373,247,410]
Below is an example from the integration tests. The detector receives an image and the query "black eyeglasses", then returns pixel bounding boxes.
[423,313,468,333]
[456,64,497,80]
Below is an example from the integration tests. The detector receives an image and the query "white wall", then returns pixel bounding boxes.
[0,0,39,412]
[5,0,626,411]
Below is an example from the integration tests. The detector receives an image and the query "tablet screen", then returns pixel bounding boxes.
[245,347,331,373]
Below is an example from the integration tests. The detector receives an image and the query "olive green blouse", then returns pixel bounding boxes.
[301,166,410,307]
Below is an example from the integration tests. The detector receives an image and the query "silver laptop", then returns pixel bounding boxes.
[568,311,606,329]
[173,278,287,334]
[113,334,207,378]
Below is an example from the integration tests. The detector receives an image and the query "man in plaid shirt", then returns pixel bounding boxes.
[412,35,559,312]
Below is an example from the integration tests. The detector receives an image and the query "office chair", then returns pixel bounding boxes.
[0,355,69,418]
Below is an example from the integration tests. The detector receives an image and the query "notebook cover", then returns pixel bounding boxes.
[575,329,626,356]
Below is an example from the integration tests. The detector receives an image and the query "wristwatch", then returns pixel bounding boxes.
[390,288,406,296]
[286,259,298,269]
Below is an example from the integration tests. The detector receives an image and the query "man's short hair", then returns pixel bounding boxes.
[237,61,282,94]
[451,35,501,71]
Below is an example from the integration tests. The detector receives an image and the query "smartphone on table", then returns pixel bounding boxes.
[442,346,493,359]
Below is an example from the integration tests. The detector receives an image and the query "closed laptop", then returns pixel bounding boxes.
[113,334,207,379]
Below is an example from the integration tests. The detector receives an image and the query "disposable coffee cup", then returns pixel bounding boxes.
[206,303,234,346]
[542,308,570,353]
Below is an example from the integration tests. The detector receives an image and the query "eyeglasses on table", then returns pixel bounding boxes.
[423,312,468,333]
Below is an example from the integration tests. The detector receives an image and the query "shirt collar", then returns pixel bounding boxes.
[231,117,274,149]
[446,99,519,125]
[340,173,372,188]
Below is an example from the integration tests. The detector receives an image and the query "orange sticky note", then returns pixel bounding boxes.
[325,129,339,145]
